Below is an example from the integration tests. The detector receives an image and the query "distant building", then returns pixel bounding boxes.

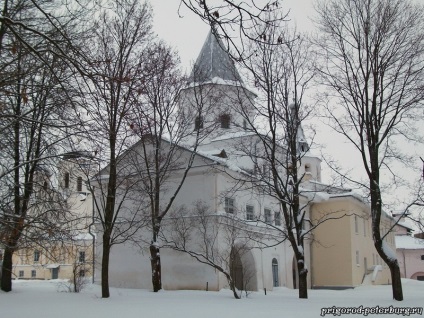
[11,152,95,282]
[394,222,424,281]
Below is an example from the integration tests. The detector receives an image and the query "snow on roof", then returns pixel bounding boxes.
[210,130,257,142]
[186,77,244,89]
[395,235,424,250]
[396,220,414,230]
[73,232,96,241]
[188,30,243,85]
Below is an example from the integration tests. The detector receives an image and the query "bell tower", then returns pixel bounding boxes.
[179,30,256,137]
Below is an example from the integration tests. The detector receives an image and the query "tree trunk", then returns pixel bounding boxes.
[370,177,403,301]
[101,232,111,298]
[229,279,241,299]
[150,243,161,292]
[389,261,403,301]
[1,246,14,292]
[298,265,308,299]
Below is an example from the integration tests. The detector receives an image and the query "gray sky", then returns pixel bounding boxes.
[151,1,316,71]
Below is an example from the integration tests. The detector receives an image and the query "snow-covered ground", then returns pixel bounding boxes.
[1,279,423,318]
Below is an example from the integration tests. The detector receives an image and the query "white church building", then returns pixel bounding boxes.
[93,30,394,292]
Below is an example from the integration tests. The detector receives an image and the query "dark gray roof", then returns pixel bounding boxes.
[188,30,243,85]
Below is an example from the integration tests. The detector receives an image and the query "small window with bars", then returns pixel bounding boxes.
[194,116,203,130]
[246,205,254,221]
[79,251,86,263]
[219,113,231,129]
[224,197,235,214]
[265,208,272,224]
[77,177,83,192]
[274,212,281,226]
[34,250,40,262]
[64,172,70,188]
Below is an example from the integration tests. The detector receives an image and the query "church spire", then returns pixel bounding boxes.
[188,30,243,85]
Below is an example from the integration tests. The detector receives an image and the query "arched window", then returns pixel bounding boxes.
[272,258,279,287]
[77,177,83,192]
[64,172,70,188]
[219,113,231,129]
[194,116,203,130]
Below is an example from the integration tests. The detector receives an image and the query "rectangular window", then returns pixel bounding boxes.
[79,269,85,277]
[421,255,424,261]
[265,208,272,224]
[31,270,36,278]
[77,177,83,192]
[354,215,358,234]
[79,251,85,263]
[224,197,235,214]
[219,113,231,129]
[274,212,281,226]
[356,251,360,266]
[34,250,40,262]
[262,164,271,180]
[19,270,24,278]
[194,116,203,130]
[246,205,254,221]
[363,218,366,237]
[64,172,70,189]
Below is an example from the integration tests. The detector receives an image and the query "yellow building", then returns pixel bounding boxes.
[10,152,95,284]
[310,187,395,289]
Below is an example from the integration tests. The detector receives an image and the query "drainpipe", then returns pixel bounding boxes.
[88,193,96,284]
[261,248,265,291]
[309,204,314,289]
[402,249,406,278]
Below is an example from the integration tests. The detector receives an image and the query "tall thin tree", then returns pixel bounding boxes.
[315,0,424,301]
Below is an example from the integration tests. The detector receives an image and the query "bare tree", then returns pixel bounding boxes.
[77,0,154,298]
[0,27,79,292]
[219,16,317,298]
[180,0,285,59]
[314,0,424,301]
[0,0,94,75]
[164,201,258,299]
[0,0,99,293]
[123,41,212,292]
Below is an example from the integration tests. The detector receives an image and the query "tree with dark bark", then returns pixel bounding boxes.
[234,21,316,298]
[180,0,285,59]
[315,0,424,301]
[0,0,93,75]
[123,42,209,292]
[77,0,154,298]
[0,20,79,291]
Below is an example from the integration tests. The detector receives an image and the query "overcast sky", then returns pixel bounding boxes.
[151,1,316,71]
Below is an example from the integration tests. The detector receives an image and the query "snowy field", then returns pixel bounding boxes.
[1,279,423,318]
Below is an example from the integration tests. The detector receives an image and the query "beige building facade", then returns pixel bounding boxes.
[311,193,395,289]
[10,152,95,283]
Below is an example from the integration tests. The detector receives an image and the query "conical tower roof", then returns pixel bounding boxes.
[188,30,243,85]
